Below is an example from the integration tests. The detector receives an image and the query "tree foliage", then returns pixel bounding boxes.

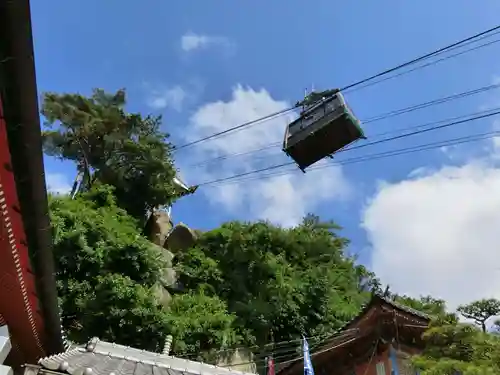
[50,184,238,353]
[165,291,241,359]
[394,295,447,316]
[42,89,179,222]
[175,215,375,349]
[457,298,500,333]
[412,312,500,375]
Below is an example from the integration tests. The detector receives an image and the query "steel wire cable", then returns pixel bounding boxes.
[206,130,500,188]
[197,110,500,186]
[177,330,358,362]
[174,25,500,151]
[345,33,500,94]
[186,82,500,168]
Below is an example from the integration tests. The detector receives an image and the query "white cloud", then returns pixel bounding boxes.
[363,159,500,310]
[492,118,500,157]
[181,85,352,227]
[361,75,500,311]
[45,173,72,195]
[145,80,204,112]
[147,85,187,111]
[180,32,233,53]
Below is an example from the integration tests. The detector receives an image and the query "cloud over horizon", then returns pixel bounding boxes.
[363,127,500,310]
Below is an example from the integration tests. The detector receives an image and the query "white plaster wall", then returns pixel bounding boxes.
[0,325,13,375]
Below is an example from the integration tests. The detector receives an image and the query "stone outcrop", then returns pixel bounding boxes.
[216,348,257,374]
[149,242,175,307]
[145,212,200,306]
[144,211,199,253]
[164,223,198,253]
[144,210,173,246]
[151,281,172,306]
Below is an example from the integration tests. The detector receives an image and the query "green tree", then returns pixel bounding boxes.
[175,216,371,350]
[412,312,500,375]
[50,184,168,349]
[165,292,242,360]
[457,298,500,333]
[42,89,182,222]
[394,295,447,316]
[50,185,237,353]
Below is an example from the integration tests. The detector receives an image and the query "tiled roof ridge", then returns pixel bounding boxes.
[39,337,256,375]
[329,293,430,334]
[37,347,81,365]
[275,292,431,375]
[88,339,248,373]
[375,293,431,320]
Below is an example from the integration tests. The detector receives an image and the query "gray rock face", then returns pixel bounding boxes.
[148,243,175,306]
[145,211,173,246]
[164,223,198,253]
[151,282,172,306]
[216,349,257,374]
[146,214,199,306]
[161,265,177,287]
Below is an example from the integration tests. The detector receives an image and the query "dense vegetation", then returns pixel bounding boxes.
[50,185,238,354]
[42,89,500,374]
[412,315,500,374]
[176,215,378,346]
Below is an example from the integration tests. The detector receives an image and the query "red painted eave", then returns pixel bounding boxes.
[0,0,64,361]
[0,97,47,364]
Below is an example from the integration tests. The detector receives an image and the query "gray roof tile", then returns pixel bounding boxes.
[38,338,255,375]
[379,295,430,320]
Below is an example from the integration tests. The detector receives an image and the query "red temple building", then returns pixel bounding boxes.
[0,0,65,369]
[277,294,430,375]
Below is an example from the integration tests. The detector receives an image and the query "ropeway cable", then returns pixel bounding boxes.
[174,24,500,151]
[196,109,500,186]
[340,26,500,92]
[345,30,500,94]
[174,107,294,151]
[206,130,500,188]
[186,81,500,168]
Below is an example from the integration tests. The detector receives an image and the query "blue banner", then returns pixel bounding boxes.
[303,337,315,375]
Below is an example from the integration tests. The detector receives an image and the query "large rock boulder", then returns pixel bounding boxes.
[216,348,257,374]
[151,282,172,306]
[144,210,173,246]
[145,214,201,306]
[149,243,176,306]
[164,223,198,252]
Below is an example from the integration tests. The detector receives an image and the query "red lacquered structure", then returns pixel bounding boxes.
[0,0,65,367]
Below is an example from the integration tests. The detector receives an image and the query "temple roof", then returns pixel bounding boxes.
[276,293,430,375]
[338,293,430,330]
[37,338,256,375]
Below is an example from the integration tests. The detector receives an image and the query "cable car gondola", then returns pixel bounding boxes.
[283,89,366,172]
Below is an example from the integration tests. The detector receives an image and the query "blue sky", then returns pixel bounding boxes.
[32,0,500,292]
